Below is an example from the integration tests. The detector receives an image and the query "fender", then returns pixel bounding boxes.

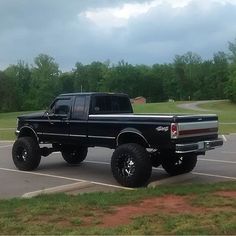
[116,128,150,147]
[18,126,39,142]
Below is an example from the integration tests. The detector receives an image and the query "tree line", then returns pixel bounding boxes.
[0,39,236,112]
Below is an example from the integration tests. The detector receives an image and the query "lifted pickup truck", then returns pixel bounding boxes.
[12,93,223,187]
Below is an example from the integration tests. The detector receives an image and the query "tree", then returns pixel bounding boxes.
[73,61,108,93]
[226,39,236,102]
[174,52,202,100]
[0,71,18,111]
[4,61,32,110]
[29,54,60,109]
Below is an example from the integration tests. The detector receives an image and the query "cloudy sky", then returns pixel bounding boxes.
[0,0,236,71]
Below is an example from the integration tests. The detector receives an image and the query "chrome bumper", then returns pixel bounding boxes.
[175,138,223,153]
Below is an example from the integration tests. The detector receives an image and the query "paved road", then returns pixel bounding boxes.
[0,135,235,199]
[177,100,224,112]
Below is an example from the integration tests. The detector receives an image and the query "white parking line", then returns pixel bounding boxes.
[192,172,236,180]
[153,167,236,180]
[222,135,227,142]
[85,160,110,165]
[1,157,235,188]
[198,158,236,164]
[0,167,132,190]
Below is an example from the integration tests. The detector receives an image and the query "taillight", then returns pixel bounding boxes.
[171,123,178,139]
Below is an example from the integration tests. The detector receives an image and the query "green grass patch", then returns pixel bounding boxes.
[198,101,236,123]
[0,181,235,234]
[0,111,29,128]
[0,129,15,140]
[133,101,192,114]
[0,111,38,140]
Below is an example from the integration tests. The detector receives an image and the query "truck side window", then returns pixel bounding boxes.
[72,96,86,119]
[92,95,132,114]
[51,98,71,115]
[94,96,111,113]
[111,96,132,112]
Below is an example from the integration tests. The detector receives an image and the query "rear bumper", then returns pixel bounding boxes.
[175,138,223,154]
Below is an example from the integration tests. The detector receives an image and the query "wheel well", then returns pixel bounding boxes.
[117,132,149,148]
[18,127,38,142]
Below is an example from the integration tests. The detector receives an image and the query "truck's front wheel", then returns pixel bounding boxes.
[161,152,197,175]
[12,137,41,171]
[61,147,88,165]
[111,143,152,187]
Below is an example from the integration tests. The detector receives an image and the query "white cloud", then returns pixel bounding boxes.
[81,0,236,29]
[81,0,190,28]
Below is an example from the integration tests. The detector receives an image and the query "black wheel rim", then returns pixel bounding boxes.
[70,150,78,157]
[173,155,184,166]
[16,147,28,162]
[117,153,136,177]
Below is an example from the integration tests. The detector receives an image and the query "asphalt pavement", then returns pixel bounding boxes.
[0,134,235,199]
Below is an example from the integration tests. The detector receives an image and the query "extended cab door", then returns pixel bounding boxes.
[69,95,89,145]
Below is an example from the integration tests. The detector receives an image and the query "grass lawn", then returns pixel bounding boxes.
[198,100,236,123]
[0,181,235,235]
[133,101,192,114]
[0,111,36,140]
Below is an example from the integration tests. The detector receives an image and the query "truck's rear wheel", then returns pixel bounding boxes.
[61,147,88,165]
[12,137,41,171]
[161,152,197,175]
[111,143,152,187]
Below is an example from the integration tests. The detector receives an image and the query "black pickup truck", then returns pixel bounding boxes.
[12,93,223,187]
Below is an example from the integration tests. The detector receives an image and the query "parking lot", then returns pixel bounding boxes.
[0,134,235,199]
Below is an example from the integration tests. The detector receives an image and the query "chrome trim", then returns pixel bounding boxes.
[37,132,86,138]
[43,132,69,136]
[89,114,174,118]
[178,121,218,131]
[116,130,150,147]
[70,134,87,138]
[175,138,223,153]
[88,135,115,139]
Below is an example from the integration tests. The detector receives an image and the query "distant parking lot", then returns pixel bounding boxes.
[0,134,235,199]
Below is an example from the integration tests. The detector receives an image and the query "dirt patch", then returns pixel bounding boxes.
[100,195,204,228]
[215,191,236,198]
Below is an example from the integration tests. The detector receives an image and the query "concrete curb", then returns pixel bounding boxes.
[22,181,93,198]
[148,173,195,188]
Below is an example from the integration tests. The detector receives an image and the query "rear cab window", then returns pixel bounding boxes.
[91,95,133,114]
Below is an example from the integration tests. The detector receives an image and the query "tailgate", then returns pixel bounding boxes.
[171,114,218,139]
